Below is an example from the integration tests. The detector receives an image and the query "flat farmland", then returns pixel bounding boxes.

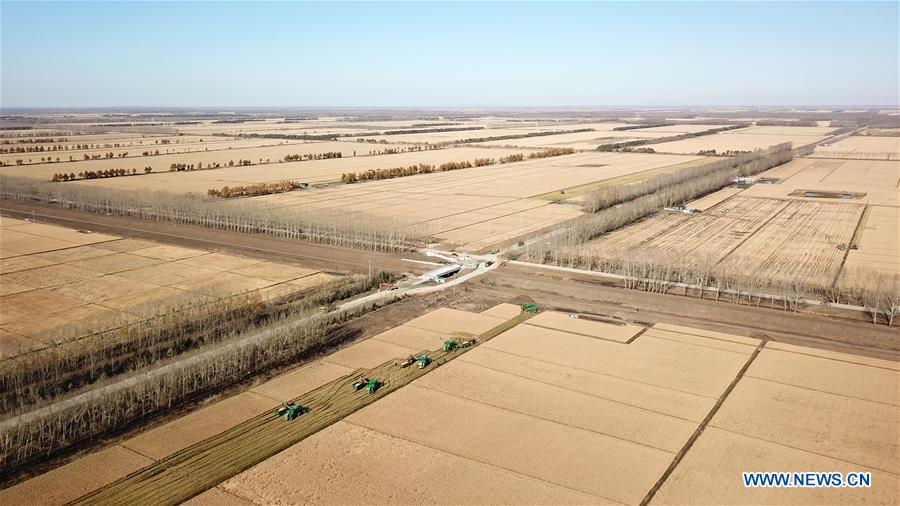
[45,145,530,194]
[0,217,339,357]
[0,140,413,180]
[584,196,865,287]
[5,305,897,505]
[0,135,314,167]
[740,157,900,206]
[811,135,900,160]
[843,205,900,277]
[251,151,703,250]
[645,125,832,154]
[655,344,899,504]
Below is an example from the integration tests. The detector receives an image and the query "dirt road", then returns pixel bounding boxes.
[465,263,899,361]
[0,200,428,275]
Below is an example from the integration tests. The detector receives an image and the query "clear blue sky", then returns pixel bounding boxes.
[1,1,897,107]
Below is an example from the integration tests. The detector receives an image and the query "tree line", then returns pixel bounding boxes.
[582,144,792,213]
[0,273,394,474]
[1,176,427,251]
[207,180,305,198]
[339,148,572,184]
[597,124,749,152]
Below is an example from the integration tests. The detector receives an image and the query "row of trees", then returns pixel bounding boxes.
[283,151,342,162]
[1,274,384,416]
[0,274,394,473]
[525,252,899,325]
[50,167,149,181]
[338,148,576,184]
[207,180,304,198]
[613,123,672,131]
[582,144,793,213]
[756,119,819,127]
[1,176,426,251]
[452,128,593,145]
[526,143,794,249]
[597,124,749,152]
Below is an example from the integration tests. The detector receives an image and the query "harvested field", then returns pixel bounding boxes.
[844,205,900,276]
[812,135,900,160]
[645,125,831,154]
[6,303,898,505]
[0,135,314,167]
[741,157,900,207]
[685,186,744,210]
[29,311,533,505]
[49,145,532,193]
[583,196,865,288]
[250,151,701,250]
[0,140,412,181]
[0,220,340,355]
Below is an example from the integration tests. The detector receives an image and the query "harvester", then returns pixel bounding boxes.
[443,339,458,352]
[275,402,309,421]
[521,303,538,313]
[353,377,382,394]
[417,354,431,369]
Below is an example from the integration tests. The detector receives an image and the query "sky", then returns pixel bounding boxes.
[1,1,898,108]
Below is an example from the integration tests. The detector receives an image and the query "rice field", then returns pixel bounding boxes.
[248,151,702,250]
[2,305,896,505]
[584,196,866,286]
[741,157,900,206]
[645,125,834,154]
[0,217,339,357]
[811,135,900,160]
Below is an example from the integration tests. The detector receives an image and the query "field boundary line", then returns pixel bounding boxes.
[340,420,626,505]
[708,425,899,476]
[831,204,868,288]
[521,321,642,344]
[759,346,900,371]
[647,325,759,348]
[641,333,757,356]
[743,375,900,407]
[408,382,679,455]
[639,338,768,506]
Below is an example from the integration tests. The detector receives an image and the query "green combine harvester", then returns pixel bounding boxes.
[443,338,477,352]
[352,377,382,394]
[274,402,310,421]
[521,303,538,313]
[417,354,431,368]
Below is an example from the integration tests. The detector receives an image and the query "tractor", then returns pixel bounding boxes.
[399,355,416,368]
[457,338,477,349]
[275,402,309,421]
[417,354,431,369]
[521,303,538,313]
